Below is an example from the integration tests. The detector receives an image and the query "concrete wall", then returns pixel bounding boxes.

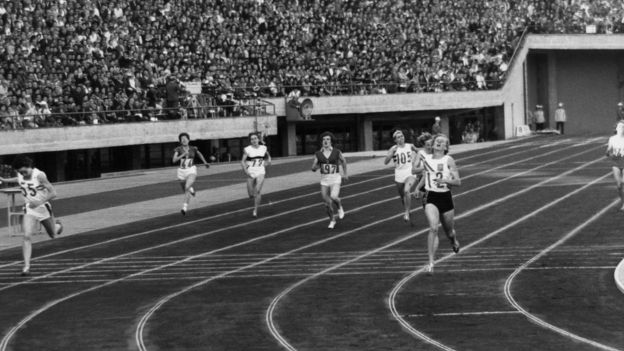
[267,90,503,117]
[0,116,277,156]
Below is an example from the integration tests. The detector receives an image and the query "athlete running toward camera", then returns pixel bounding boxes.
[312,131,348,229]
[421,134,461,274]
[0,155,63,276]
[384,129,419,224]
[241,132,271,217]
[606,120,624,211]
[172,132,210,215]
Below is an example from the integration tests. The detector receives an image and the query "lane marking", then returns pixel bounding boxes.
[388,173,612,351]
[135,146,608,349]
[405,311,522,318]
[0,173,389,265]
[265,161,608,351]
[504,199,622,351]
[0,143,604,350]
[0,142,600,291]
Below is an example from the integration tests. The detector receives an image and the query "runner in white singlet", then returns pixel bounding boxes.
[384,130,419,224]
[606,120,624,211]
[241,132,271,217]
[419,134,461,274]
[0,156,63,276]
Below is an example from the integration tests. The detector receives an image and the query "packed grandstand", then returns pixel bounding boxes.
[0,0,623,128]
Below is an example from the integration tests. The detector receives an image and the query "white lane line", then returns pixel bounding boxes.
[1,184,425,351]
[0,178,400,292]
[0,144,603,350]
[388,172,612,351]
[503,198,622,351]
[134,145,606,350]
[1,142,599,292]
[405,311,522,318]
[265,161,608,351]
[0,173,390,267]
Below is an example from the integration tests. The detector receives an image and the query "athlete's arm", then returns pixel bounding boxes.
[264,151,272,167]
[241,151,250,174]
[384,145,398,165]
[412,152,424,173]
[195,149,210,168]
[436,157,461,187]
[311,156,320,172]
[29,172,56,208]
[606,140,614,157]
[339,152,348,181]
[172,150,187,164]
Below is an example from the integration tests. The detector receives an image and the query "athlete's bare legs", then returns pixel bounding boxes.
[424,204,440,274]
[247,175,266,217]
[181,174,197,215]
[612,167,624,211]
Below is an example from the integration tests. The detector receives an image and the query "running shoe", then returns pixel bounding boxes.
[338,207,345,219]
[328,220,336,229]
[55,220,63,236]
[21,267,30,277]
[425,263,434,275]
[252,209,258,218]
[189,187,196,197]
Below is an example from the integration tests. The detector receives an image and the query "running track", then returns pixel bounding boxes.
[0,136,623,351]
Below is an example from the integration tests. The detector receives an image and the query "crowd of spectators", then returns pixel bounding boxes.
[1,0,623,130]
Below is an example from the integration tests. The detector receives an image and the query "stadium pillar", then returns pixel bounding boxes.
[441,116,450,136]
[547,52,558,129]
[286,122,297,156]
[358,117,373,151]
[130,145,142,170]
[54,151,67,182]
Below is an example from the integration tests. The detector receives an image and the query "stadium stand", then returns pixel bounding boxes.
[0,0,623,129]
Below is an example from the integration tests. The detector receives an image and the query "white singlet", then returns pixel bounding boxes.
[18,168,52,221]
[608,135,624,167]
[422,154,452,193]
[393,143,414,183]
[244,145,268,178]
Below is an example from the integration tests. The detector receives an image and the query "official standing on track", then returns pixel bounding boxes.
[172,132,210,216]
[241,132,271,218]
[421,134,461,274]
[312,131,348,229]
[606,120,624,211]
[0,156,63,276]
[554,102,567,135]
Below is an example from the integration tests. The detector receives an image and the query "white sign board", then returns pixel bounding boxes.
[182,81,202,95]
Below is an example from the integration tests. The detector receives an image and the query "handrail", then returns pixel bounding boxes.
[0,101,276,131]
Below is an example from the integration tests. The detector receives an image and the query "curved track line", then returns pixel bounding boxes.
[0,140,536,270]
[616,259,624,295]
[266,160,606,351]
[1,186,423,351]
[0,174,388,269]
[503,198,621,351]
[0,177,398,293]
[0,142,599,350]
[389,172,611,350]
[135,143,602,350]
[0,141,589,292]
